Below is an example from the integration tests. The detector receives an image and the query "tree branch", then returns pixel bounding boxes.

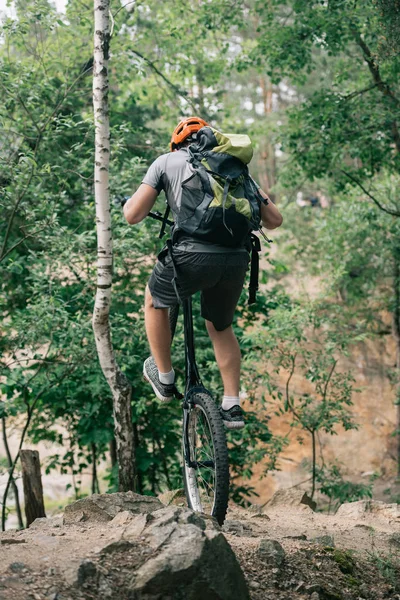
[352,29,400,107]
[341,170,400,217]
[0,224,49,264]
[322,360,337,403]
[352,28,400,153]
[0,164,36,261]
[130,49,198,113]
[342,83,380,101]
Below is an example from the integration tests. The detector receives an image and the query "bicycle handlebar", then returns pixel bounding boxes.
[114,196,174,227]
[148,211,174,227]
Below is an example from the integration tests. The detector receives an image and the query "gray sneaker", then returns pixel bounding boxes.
[143,357,179,403]
[219,405,245,430]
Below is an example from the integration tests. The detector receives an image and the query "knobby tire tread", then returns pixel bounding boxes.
[183,392,229,526]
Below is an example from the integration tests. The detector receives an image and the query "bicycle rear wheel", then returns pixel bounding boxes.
[182,392,229,525]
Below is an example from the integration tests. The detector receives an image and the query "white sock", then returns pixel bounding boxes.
[222,395,240,410]
[159,368,175,385]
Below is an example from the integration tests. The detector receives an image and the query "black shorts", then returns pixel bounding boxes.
[148,249,250,331]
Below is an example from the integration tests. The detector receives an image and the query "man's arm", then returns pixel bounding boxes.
[123,184,159,224]
[259,188,283,230]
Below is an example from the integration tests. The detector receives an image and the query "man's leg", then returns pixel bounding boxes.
[144,285,172,373]
[205,320,241,397]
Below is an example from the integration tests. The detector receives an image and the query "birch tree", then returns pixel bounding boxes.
[92,0,136,491]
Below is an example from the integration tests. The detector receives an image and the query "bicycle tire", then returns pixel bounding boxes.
[182,392,229,526]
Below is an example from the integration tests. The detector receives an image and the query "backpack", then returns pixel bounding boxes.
[171,126,265,248]
[161,126,271,304]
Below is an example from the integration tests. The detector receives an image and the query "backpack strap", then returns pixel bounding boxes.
[166,238,182,304]
[159,204,171,239]
[221,175,234,237]
[249,233,261,305]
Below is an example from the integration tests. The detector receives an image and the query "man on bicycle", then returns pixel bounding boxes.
[124,117,283,429]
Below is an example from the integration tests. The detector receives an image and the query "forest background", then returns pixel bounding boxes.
[1,0,400,530]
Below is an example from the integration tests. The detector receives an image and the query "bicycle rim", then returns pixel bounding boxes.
[182,393,229,525]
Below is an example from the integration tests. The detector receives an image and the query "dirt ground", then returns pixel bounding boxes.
[0,498,399,600]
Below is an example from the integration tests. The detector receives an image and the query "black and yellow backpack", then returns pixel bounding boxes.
[172,126,266,249]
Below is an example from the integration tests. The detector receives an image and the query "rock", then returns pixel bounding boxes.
[310,593,320,600]
[265,489,316,511]
[222,519,253,536]
[246,504,263,515]
[353,523,374,531]
[122,513,153,540]
[142,507,207,550]
[336,500,400,520]
[312,534,335,547]
[249,512,271,520]
[257,538,285,567]
[8,562,28,573]
[76,560,97,586]
[100,540,135,556]
[284,534,307,540]
[249,580,261,589]
[29,516,63,529]
[63,491,162,525]
[130,505,249,599]
[389,532,400,547]
[110,510,136,526]
[63,558,98,588]
[157,489,185,506]
[305,584,321,593]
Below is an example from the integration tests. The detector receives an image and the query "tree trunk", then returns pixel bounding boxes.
[91,442,100,494]
[1,417,24,529]
[92,0,136,492]
[20,450,46,527]
[393,245,400,477]
[311,430,316,499]
[259,76,276,191]
[109,437,117,468]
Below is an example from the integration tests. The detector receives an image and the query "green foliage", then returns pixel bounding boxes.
[315,463,374,512]
[244,299,360,497]
[1,0,397,524]
[244,0,400,215]
[368,550,400,592]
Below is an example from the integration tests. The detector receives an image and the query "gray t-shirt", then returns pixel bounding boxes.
[142,149,190,214]
[142,149,250,253]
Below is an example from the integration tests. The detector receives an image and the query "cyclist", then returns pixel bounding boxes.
[124,117,283,429]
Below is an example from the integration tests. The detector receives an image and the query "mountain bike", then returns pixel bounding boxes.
[168,298,230,526]
[117,200,230,525]
[149,210,230,526]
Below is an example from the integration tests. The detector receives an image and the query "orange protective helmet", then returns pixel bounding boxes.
[170,116,209,151]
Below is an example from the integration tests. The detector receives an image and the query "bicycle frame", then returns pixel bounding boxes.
[182,297,202,394]
[144,209,213,470]
[180,296,214,470]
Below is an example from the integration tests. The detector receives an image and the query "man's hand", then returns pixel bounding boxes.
[259,189,283,230]
[123,184,159,224]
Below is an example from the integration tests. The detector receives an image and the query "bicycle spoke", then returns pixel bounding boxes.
[184,402,218,516]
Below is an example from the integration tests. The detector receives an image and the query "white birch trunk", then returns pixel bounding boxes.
[92,0,136,491]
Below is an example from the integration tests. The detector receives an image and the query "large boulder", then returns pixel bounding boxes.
[63,491,162,525]
[336,500,400,521]
[61,505,249,600]
[130,506,249,600]
[265,488,316,511]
